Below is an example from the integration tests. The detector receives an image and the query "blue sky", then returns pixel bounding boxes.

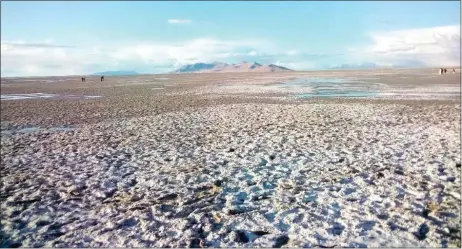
[1,1,460,76]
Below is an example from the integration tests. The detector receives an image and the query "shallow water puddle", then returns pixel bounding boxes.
[297,91,377,98]
[283,77,361,86]
[1,126,77,135]
[4,78,76,83]
[1,93,56,100]
[1,93,102,101]
[280,77,377,98]
[7,127,40,134]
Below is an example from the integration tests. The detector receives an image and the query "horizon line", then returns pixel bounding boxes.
[2,66,461,79]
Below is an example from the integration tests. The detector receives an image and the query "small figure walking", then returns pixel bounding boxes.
[444,68,447,74]
[453,69,456,74]
[439,68,443,75]
[81,77,86,82]
[101,76,104,82]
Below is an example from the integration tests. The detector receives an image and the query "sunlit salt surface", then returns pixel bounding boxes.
[1,93,102,101]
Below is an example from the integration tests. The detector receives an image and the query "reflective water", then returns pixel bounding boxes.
[1,93,102,101]
[279,77,377,98]
[1,126,76,135]
[297,91,377,98]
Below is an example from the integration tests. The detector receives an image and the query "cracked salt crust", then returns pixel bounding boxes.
[1,103,460,247]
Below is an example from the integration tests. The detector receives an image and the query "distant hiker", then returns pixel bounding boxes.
[439,68,443,75]
[453,69,456,74]
[444,68,447,74]
[81,77,85,82]
[100,76,104,82]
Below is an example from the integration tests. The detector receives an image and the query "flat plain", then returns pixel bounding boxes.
[1,68,461,247]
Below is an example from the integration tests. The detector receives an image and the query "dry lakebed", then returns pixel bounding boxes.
[0,69,461,247]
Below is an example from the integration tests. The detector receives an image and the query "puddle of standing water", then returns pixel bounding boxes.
[1,93,56,100]
[13,127,40,133]
[296,91,377,98]
[48,127,77,132]
[283,77,360,86]
[1,93,102,101]
[279,77,377,98]
[1,126,77,135]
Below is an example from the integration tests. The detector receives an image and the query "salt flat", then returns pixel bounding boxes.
[0,69,460,247]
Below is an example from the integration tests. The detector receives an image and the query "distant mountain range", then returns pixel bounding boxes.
[92,71,139,76]
[172,61,293,73]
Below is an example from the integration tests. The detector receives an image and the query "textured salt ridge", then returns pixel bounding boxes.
[1,103,460,247]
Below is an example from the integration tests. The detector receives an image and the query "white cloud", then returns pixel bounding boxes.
[168,19,192,25]
[286,50,298,56]
[214,50,264,59]
[248,50,258,56]
[2,40,75,49]
[0,38,266,77]
[6,25,455,77]
[1,42,91,76]
[273,61,316,70]
[356,25,460,67]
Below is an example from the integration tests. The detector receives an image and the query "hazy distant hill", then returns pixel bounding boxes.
[172,61,293,73]
[92,71,139,76]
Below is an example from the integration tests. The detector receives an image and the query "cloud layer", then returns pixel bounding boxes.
[1,38,270,77]
[168,19,192,25]
[356,25,460,67]
[1,25,460,77]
